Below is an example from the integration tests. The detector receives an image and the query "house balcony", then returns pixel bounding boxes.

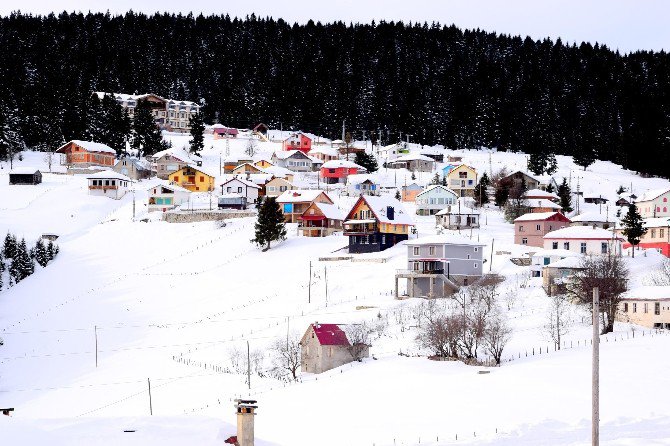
[89,185,119,191]
[396,268,445,278]
[343,220,378,235]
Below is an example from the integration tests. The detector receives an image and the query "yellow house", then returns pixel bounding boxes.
[446,164,477,197]
[254,159,274,169]
[168,166,216,192]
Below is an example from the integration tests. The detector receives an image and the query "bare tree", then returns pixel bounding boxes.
[543,294,572,350]
[343,322,370,361]
[270,333,301,381]
[567,254,628,334]
[649,259,670,286]
[416,314,462,359]
[245,137,257,157]
[227,346,244,374]
[44,151,54,172]
[483,310,512,365]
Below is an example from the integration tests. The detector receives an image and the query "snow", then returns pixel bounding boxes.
[86,171,132,181]
[391,153,435,162]
[544,226,622,240]
[320,159,363,169]
[221,177,261,189]
[526,198,561,209]
[59,140,116,155]
[405,234,486,246]
[635,187,670,202]
[546,256,583,268]
[4,140,670,445]
[9,167,41,174]
[623,285,670,300]
[312,202,345,220]
[276,189,330,203]
[436,205,479,216]
[571,211,613,223]
[360,195,414,225]
[525,188,559,200]
[308,146,339,157]
[514,211,565,222]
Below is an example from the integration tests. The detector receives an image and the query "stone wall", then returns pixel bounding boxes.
[162,209,256,223]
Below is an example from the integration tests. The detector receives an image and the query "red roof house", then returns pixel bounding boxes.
[320,159,364,184]
[299,323,369,374]
[282,132,312,154]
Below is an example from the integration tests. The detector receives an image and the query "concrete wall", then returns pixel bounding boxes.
[162,210,255,223]
[407,243,484,276]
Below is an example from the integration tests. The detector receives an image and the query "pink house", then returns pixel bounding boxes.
[282,132,312,154]
[514,211,571,247]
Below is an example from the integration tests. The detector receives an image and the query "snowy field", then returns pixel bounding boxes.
[1,135,670,445]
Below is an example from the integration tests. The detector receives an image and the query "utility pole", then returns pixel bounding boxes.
[247,340,251,390]
[148,378,153,415]
[324,265,328,307]
[490,239,494,272]
[132,189,136,220]
[592,287,600,446]
[308,261,312,304]
[95,325,98,368]
[341,120,345,142]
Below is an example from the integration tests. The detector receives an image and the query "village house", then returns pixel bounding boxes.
[253,159,274,169]
[570,212,613,229]
[56,140,116,170]
[9,168,42,185]
[584,195,609,205]
[419,147,445,163]
[147,181,191,212]
[308,146,339,162]
[500,171,542,191]
[218,194,248,210]
[529,248,579,278]
[300,323,369,374]
[617,286,670,329]
[220,177,261,204]
[231,163,265,176]
[113,156,151,180]
[446,164,478,198]
[262,165,295,183]
[209,124,239,139]
[95,92,200,133]
[514,212,571,247]
[299,202,344,237]
[168,166,216,192]
[282,132,312,154]
[526,198,563,213]
[386,153,435,172]
[435,203,480,230]
[635,188,670,218]
[346,175,379,196]
[271,150,315,172]
[401,183,423,202]
[264,177,294,198]
[525,188,559,202]
[542,256,585,296]
[86,171,131,200]
[543,226,623,256]
[415,185,458,216]
[616,192,637,207]
[343,195,414,253]
[276,189,334,223]
[235,173,272,198]
[617,217,670,257]
[377,143,405,161]
[395,234,485,299]
[320,159,364,184]
[151,147,201,179]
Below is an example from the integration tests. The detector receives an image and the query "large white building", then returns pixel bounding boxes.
[543,226,623,256]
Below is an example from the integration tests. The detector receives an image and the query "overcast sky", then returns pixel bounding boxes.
[3,0,668,53]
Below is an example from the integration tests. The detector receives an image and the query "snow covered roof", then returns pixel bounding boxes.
[58,140,116,155]
[312,202,345,220]
[145,179,190,194]
[419,147,444,155]
[544,226,623,240]
[236,173,273,185]
[272,150,309,160]
[636,188,670,202]
[321,159,363,169]
[311,324,350,346]
[526,199,562,209]
[623,286,670,301]
[263,165,294,178]
[87,171,132,181]
[94,91,199,107]
[405,234,485,247]
[347,174,378,185]
[514,212,569,222]
[390,153,435,163]
[276,189,330,203]
[10,167,41,174]
[547,256,584,269]
[435,204,479,216]
[641,217,670,228]
[525,188,559,200]
[308,156,324,164]
[221,177,261,189]
[416,185,458,198]
[360,195,414,225]
[308,146,339,156]
[571,212,611,223]
[530,248,580,260]
[152,147,201,162]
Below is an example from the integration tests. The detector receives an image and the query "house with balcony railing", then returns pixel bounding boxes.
[86,171,131,200]
[445,164,477,198]
[343,195,414,253]
[394,234,485,299]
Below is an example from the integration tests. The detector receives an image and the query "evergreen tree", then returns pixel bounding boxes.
[545,153,557,175]
[251,197,287,251]
[621,203,647,258]
[411,171,416,181]
[33,239,49,267]
[474,173,490,206]
[0,252,4,290]
[546,183,555,193]
[354,151,378,173]
[527,152,546,176]
[430,172,441,185]
[131,99,167,157]
[189,111,205,155]
[395,190,401,201]
[9,239,34,284]
[46,241,59,261]
[494,178,511,207]
[2,233,17,259]
[0,98,25,168]
[557,178,573,214]
[100,93,131,155]
[441,175,447,186]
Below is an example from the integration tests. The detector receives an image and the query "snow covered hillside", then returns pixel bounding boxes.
[1,134,670,445]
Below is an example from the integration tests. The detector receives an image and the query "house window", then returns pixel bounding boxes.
[661,229,665,238]
[652,229,656,238]
[624,302,628,312]
[174,176,179,182]
[563,242,570,250]
[601,242,608,254]
[227,187,232,193]
[522,237,528,245]
[644,303,649,313]
[519,225,524,232]
[413,262,419,271]
[474,247,478,252]
[429,246,435,256]
[474,263,478,268]
[552,242,558,249]
[580,242,587,254]
[536,224,541,231]
[381,234,386,245]
[238,187,242,193]
[633,303,637,313]
[655,302,661,315]
[413,247,419,256]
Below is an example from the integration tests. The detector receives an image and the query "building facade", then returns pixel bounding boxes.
[446,164,477,197]
[300,323,369,374]
[168,166,215,192]
[343,195,413,253]
[514,212,571,247]
[414,185,458,216]
[86,171,131,200]
[56,140,116,169]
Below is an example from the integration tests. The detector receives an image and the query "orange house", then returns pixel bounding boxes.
[56,140,116,168]
[168,166,216,192]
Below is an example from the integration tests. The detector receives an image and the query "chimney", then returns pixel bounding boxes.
[235,399,257,446]
[387,206,395,221]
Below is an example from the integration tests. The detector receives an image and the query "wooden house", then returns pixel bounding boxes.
[282,132,312,154]
[168,166,216,192]
[276,189,334,223]
[299,202,345,237]
[320,160,364,184]
[56,140,116,169]
[9,168,42,185]
[253,159,274,169]
[147,181,191,212]
[300,323,369,374]
[86,171,131,200]
[343,195,414,253]
[445,164,477,198]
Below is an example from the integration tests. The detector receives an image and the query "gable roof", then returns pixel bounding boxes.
[221,177,261,189]
[308,146,339,157]
[87,170,132,181]
[276,189,332,204]
[514,212,570,223]
[352,195,414,225]
[321,159,363,169]
[309,202,345,220]
[416,185,458,198]
[405,234,485,247]
[272,150,311,160]
[544,226,623,240]
[390,153,434,163]
[547,256,584,269]
[311,324,350,346]
[145,179,191,194]
[526,199,562,209]
[435,204,479,216]
[504,170,540,183]
[571,212,611,223]
[10,167,41,175]
[525,188,559,200]
[636,188,670,202]
[57,140,116,155]
[445,164,477,176]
